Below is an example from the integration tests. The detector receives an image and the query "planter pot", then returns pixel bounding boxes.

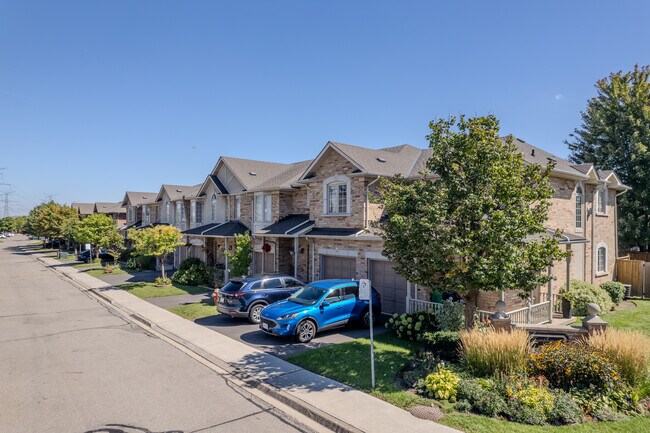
[561,299,573,319]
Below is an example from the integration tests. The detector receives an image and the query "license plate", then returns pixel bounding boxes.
[262,323,269,330]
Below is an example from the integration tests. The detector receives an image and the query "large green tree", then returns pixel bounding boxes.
[567,65,650,251]
[378,115,568,326]
[75,213,122,259]
[128,225,183,281]
[25,202,79,244]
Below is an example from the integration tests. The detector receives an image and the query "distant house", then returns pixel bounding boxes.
[71,202,95,219]
[94,202,127,228]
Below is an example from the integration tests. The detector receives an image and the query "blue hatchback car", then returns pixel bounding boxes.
[259,279,382,343]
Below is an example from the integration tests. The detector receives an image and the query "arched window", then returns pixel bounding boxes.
[597,243,607,273]
[211,194,217,221]
[165,200,170,222]
[575,185,583,230]
[323,175,351,215]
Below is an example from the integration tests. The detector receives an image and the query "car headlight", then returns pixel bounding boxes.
[277,312,300,320]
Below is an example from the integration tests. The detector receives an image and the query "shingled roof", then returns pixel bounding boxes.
[156,184,202,202]
[220,157,294,191]
[94,202,126,214]
[71,202,95,215]
[122,192,157,206]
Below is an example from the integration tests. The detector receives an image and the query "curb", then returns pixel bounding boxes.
[33,251,362,433]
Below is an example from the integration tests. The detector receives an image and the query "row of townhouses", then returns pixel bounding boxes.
[84,138,628,315]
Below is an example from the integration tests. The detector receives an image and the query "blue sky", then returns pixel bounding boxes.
[1,1,648,215]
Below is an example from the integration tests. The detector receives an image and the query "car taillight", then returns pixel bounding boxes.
[232,292,247,297]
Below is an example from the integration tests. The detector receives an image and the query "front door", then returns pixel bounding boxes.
[573,243,585,281]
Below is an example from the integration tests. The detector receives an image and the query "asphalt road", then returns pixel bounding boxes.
[0,237,304,433]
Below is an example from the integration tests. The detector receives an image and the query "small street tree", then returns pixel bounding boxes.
[378,115,568,327]
[567,64,650,251]
[128,225,183,282]
[225,231,253,277]
[75,213,121,260]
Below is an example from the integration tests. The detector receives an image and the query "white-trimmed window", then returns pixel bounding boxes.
[235,196,241,219]
[211,194,217,221]
[254,193,272,223]
[597,243,608,273]
[196,202,202,223]
[165,200,171,222]
[323,175,351,215]
[143,205,150,224]
[597,188,607,214]
[128,206,134,223]
[575,185,584,230]
[175,202,182,225]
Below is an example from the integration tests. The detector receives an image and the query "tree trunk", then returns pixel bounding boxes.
[160,256,166,282]
[464,289,479,329]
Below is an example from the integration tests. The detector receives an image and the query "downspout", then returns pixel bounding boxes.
[365,176,381,229]
[590,187,596,284]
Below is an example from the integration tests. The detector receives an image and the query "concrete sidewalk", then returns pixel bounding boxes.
[36,253,460,433]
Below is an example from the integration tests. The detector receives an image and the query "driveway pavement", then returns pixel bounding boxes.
[146,293,388,359]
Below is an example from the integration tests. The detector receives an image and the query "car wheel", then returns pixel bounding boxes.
[295,320,316,343]
[362,309,377,328]
[247,303,266,324]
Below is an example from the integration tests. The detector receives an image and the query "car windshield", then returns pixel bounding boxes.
[220,281,245,294]
[287,285,327,305]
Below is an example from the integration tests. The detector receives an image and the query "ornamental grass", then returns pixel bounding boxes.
[459,328,531,377]
[584,328,650,387]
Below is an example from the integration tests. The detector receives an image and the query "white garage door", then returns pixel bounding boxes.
[369,260,407,314]
[321,255,356,280]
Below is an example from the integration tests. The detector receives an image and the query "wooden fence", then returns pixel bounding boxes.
[616,258,648,297]
[629,252,650,262]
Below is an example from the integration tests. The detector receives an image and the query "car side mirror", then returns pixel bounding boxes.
[321,301,330,308]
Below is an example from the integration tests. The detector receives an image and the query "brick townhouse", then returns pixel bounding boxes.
[176,138,628,315]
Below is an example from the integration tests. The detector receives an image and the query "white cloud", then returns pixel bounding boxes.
[554,94,564,100]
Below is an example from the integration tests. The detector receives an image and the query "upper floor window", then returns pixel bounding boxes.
[128,206,134,223]
[254,193,272,223]
[196,202,202,224]
[234,196,241,219]
[323,175,351,215]
[575,186,583,230]
[596,188,607,214]
[176,202,185,223]
[597,243,607,273]
[143,205,150,224]
[165,200,171,222]
[211,194,217,221]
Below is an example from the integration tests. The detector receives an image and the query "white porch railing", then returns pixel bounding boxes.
[479,300,551,325]
[539,292,562,314]
[408,298,443,314]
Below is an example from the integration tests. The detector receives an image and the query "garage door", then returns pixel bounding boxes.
[369,260,407,314]
[321,255,356,280]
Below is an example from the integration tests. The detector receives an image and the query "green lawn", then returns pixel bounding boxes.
[288,303,650,433]
[83,267,128,277]
[573,299,650,336]
[118,282,209,299]
[168,302,217,321]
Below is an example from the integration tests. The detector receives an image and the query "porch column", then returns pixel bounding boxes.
[293,237,299,278]
[547,263,553,323]
[406,281,412,313]
[224,238,229,282]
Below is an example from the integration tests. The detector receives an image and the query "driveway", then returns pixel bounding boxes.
[144,293,387,358]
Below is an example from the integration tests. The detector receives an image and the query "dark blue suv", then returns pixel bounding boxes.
[214,275,304,324]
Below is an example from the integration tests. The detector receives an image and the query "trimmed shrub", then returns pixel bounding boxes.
[548,391,583,425]
[435,298,465,332]
[584,329,650,388]
[529,340,621,392]
[600,281,626,305]
[508,400,546,425]
[172,257,211,286]
[457,379,509,417]
[460,328,531,376]
[560,280,613,315]
[154,276,171,286]
[385,311,438,341]
[422,367,460,401]
[420,331,460,361]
